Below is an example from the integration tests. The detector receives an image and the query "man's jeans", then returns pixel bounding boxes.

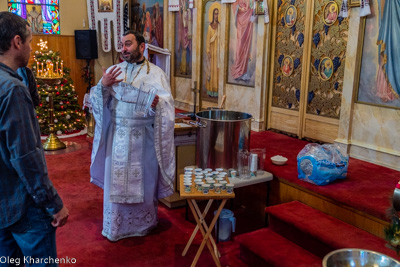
[0,204,57,267]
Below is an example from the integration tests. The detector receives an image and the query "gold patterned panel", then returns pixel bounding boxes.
[307,0,348,118]
[272,0,307,111]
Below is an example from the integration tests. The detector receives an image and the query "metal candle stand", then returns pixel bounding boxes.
[36,77,66,151]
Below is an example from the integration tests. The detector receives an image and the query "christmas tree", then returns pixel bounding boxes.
[31,40,85,135]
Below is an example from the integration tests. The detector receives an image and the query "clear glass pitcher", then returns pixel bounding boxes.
[238,150,250,179]
[250,148,266,174]
[117,82,158,117]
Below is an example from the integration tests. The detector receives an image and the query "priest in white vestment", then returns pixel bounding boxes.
[90,31,175,241]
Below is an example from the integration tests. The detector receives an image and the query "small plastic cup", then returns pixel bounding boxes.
[226,183,234,194]
[184,167,194,172]
[216,168,224,172]
[204,168,212,172]
[195,181,204,192]
[217,173,226,179]
[183,180,192,187]
[230,170,237,178]
[195,168,202,172]
[214,183,222,193]
[215,177,224,183]
[205,179,214,187]
[184,182,192,193]
[220,180,228,190]
[207,180,215,190]
[202,184,210,194]
[205,173,213,179]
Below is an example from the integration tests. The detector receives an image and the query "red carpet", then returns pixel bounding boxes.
[237,201,400,266]
[45,135,247,266]
[250,130,400,222]
[45,130,400,265]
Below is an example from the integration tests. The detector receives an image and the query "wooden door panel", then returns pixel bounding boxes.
[269,107,299,135]
[268,0,349,143]
[303,114,339,143]
[268,0,309,135]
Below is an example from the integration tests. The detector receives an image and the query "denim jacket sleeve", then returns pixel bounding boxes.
[2,85,63,215]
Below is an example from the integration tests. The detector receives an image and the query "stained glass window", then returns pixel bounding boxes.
[8,0,60,34]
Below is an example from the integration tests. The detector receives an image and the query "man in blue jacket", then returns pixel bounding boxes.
[0,12,69,266]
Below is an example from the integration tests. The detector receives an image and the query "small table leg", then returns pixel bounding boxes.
[191,199,220,258]
[215,200,220,244]
[182,199,214,256]
[191,199,227,267]
[182,199,227,267]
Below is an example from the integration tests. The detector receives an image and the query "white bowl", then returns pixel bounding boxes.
[271,155,288,165]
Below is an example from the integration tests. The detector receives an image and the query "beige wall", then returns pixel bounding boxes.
[59,0,89,35]
[337,7,400,170]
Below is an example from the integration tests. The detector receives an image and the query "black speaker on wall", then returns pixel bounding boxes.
[75,30,98,60]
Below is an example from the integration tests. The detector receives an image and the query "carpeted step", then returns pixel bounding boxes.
[236,228,322,267]
[265,201,400,260]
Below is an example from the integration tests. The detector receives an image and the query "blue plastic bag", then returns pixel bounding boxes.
[297,143,349,185]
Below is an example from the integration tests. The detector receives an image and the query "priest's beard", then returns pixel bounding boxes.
[122,46,142,63]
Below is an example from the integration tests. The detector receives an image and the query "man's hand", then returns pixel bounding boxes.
[151,95,159,109]
[51,206,69,227]
[101,65,123,87]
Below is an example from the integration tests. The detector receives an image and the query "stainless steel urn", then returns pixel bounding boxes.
[195,110,252,170]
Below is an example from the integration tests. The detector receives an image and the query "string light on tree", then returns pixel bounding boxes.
[38,39,48,50]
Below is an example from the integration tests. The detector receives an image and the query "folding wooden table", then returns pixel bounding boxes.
[179,175,235,267]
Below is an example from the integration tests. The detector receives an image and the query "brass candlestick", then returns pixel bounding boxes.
[37,77,66,150]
